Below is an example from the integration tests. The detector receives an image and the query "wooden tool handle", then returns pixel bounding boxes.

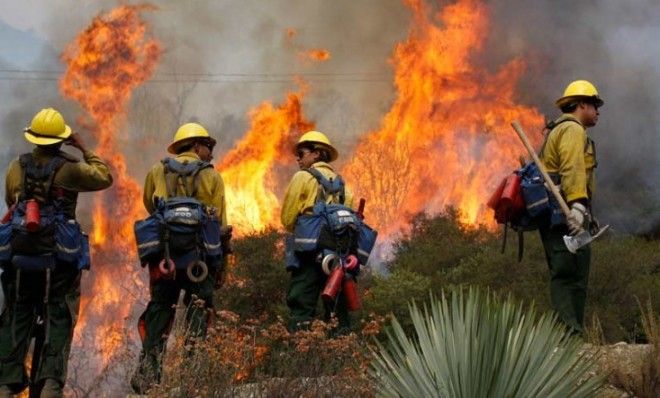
[511,120,571,217]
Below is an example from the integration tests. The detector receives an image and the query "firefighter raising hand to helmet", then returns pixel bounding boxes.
[281,131,357,333]
[131,122,230,394]
[539,80,603,335]
[0,108,113,398]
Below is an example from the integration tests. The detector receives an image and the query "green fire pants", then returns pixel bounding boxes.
[131,261,217,392]
[539,225,591,335]
[0,263,81,396]
[286,253,350,334]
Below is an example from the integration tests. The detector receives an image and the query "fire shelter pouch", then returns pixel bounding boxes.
[357,222,378,265]
[284,235,301,271]
[134,215,163,262]
[293,213,325,252]
[78,233,91,270]
[201,218,222,257]
[55,219,83,264]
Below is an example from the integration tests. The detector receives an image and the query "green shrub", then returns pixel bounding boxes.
[370,287,604,398]
[362,268,432,330]
[370,209,659,343]
[217,211,658,342]
[215,229,290,321]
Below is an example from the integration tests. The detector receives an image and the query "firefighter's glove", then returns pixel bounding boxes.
[567,202,588,235]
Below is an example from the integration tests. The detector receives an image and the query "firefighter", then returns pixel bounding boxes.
[0,108,113,398]
[131,122,229,394]
[539,80,603,335]
[281,131,354,333]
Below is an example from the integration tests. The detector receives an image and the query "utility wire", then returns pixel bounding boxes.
[0,68,390,77]
[0,68,392,84]
[0,69,392,84]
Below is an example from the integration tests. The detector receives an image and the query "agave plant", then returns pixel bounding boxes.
[370,287,604,397]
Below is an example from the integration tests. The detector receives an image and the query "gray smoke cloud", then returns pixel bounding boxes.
[0,0,657,236]
[484,0,660,235]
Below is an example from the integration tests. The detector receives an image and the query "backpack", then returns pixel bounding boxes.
[287,167,378,271]
[0,153,90,271]
[133,158,222,268]
[488,117,585,260]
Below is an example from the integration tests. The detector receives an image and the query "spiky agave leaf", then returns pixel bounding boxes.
[369,287,604,398]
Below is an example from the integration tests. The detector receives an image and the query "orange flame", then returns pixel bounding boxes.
[50,0,547,392]
[342,0,543,233]
[59,4,161,390]
[300,49,331,62]
[221,0,543,237]
[219,84,314,233]
[285,28,331,64]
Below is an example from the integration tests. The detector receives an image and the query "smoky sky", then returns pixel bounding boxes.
[0,0,657,234]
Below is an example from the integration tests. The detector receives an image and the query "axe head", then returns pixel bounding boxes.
[563,225,610,253]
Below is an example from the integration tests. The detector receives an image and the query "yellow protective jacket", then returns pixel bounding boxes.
[4,147,113,215]
[540,114,597,203]
[143,152,227,225]
[280,161,354,232]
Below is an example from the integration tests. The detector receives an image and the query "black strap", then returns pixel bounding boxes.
[18,154,66,203]
[538,116,580,157]
[540,116,597,187]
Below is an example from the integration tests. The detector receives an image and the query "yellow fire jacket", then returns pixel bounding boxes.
[142,152,227,225]
[280,161,354,232]
[540,114,597,203]
[5,147,113,210]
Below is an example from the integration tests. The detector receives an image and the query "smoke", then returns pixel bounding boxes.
[483,0,660,234]
[0,0,657,230]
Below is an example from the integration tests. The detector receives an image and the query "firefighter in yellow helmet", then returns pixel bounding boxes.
[539,80,603,335]
[131,122,230,393]
[281,131,354,333]
[0,108,113,398]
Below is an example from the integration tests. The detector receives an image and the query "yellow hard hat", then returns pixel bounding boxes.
[295,130,338,162]
[555,80,604,109]
[167,122,216,154]
[23,108,72,145]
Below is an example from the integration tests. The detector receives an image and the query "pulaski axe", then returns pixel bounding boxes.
[510,120,609,253]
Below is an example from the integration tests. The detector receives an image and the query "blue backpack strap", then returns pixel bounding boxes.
[305,167,346,205]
